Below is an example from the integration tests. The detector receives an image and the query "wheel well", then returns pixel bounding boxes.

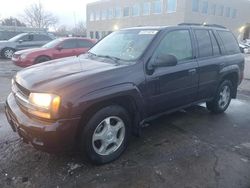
[35,55,51,63]
[222,72,238,98]
[75,96,139,145]
[1,47,15,55]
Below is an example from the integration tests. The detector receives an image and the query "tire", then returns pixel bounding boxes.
[80,105,131,165]
[35,56,51,64]
[206,80,233,114]
[1,48,15,59]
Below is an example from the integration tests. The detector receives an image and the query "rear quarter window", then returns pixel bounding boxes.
[217,31,240,54]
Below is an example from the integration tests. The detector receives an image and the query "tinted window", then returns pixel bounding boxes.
[143,2,150,15]
[167,0,177,13]
[101,10,107,20]
[108,8,113,19]
[210,4,216,15]
[152,0,162,14]
[114,7,121,18]
[123,7,130,17]
[219,5,224,16]
[132,4,140,16]
[154,30,193,61]
[209,31,220,56]
[78,40,94,48]
[201,1,208,14]
[218,31,240,54]
[61,39,77,49]
[192,0,199,12]
[90,31,94,39]
[195,30,213,58]
[34,34,51,41]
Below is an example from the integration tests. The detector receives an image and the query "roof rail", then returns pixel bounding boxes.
[178,23,227,29]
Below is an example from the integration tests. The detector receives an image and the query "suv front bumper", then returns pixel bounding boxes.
[5,93,81,153]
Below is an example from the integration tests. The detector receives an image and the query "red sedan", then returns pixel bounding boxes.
[12,37,96,67]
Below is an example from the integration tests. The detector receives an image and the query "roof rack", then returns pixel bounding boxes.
[178,23,227,29]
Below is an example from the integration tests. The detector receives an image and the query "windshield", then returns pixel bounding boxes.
[8,33,26,42]
[42,38,63,48]
[89,30,158,61]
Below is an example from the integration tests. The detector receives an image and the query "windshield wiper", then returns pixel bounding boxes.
[88,52,122,64]
[97,55,121,64]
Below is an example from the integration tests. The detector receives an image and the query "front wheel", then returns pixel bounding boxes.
[2,48,15,59]
[206,80,233,113]
[80,105,131,165]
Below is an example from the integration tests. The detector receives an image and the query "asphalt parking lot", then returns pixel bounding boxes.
[0,57,250,188]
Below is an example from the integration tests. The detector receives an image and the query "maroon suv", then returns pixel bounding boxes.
[5,25,244,164]
[12,37,96,67]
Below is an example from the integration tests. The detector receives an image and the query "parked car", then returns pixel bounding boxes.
[239,42,250,54]
[12,37,96,67]
[5,25,244,164]
[0,33,54,59]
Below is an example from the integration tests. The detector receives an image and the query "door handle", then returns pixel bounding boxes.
[188,69,196,75]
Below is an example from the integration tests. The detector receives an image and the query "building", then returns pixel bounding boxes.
[86,0,250,40]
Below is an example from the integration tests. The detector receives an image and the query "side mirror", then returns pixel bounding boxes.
[56,46,63,51]
[18,39,23,43]
[154,54,178,68]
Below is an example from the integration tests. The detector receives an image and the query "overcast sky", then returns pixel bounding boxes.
[0,0,97,28]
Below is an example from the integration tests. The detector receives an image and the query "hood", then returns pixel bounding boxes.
[15,56,122,93]
[14,48,47,55]
[0,40,9,45]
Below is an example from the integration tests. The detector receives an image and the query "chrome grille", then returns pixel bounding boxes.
[12,81,30,110]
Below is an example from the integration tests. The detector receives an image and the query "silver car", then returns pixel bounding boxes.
[0,33,54,59]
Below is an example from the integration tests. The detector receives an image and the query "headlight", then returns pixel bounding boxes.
[20,53,28,59]
[28,93,61,119]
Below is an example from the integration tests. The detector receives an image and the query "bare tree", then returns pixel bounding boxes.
[22,2,58,29]
[71,21,87,37]
[55,25,70,37]
[1,17,26,27]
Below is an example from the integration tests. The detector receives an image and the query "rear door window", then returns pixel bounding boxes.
[209,31,221,56]
[217,31,240,54]
[61,39,78,49]
[34,34,51,41]
[77,40,94,48]
[194,29,213,58]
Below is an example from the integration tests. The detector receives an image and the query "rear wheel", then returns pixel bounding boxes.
[206,80,233,113]
[35,56,51,64]
[1,48,15,59]
[80,105,130,165]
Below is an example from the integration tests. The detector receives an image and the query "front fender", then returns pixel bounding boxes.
[72,83,146,119]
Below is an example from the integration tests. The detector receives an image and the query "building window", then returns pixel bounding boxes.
[101,31,106,38]
[231,9,237,18]
[192,0,199,12]
[90,12,95,21]
[152,0,162,14]
[132,4,140,16]
[225,7,230,17]
[95,11,100,21]
[201,1,208,14]
[218,5,224,16]
[95,31,100,40]
[143,2,150,15]
[210,4,216,15]
[101,10,107,20]
[114,7,122,18]
[108,8,113,19]
[123,7,130,17]
[167,0,177,13]
[90,31,94,39]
